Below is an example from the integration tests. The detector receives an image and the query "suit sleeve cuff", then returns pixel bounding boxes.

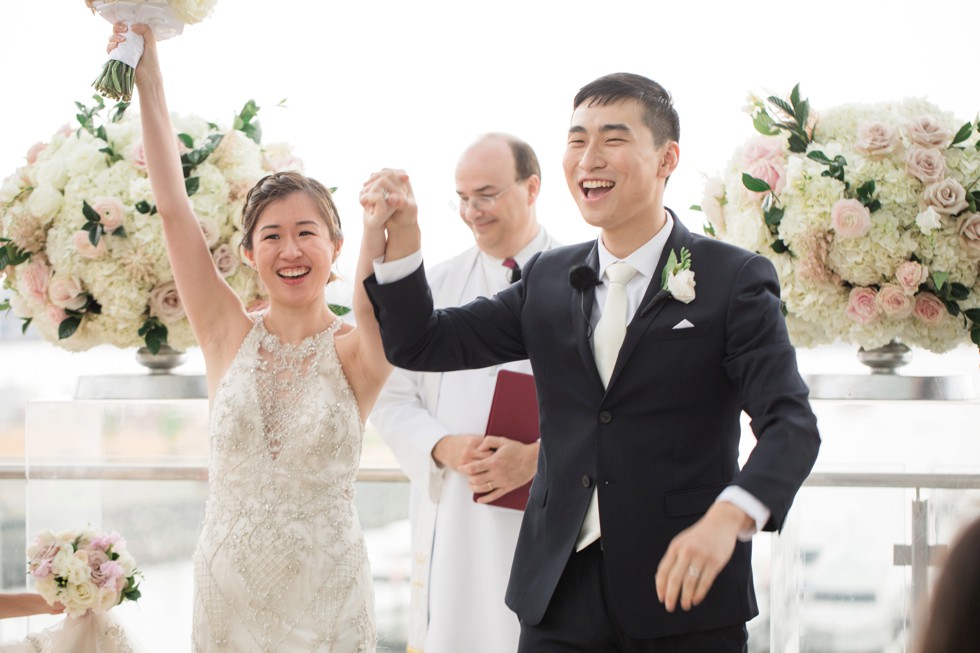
[374,249,423,284]
[716,486,771,541]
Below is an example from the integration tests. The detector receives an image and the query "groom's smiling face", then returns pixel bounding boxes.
[563,98,678,239]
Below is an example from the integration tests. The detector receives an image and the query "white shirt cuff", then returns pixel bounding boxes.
[715,486,771,542]
[373,249,423,284]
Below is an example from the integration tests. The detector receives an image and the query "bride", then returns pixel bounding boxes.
[110,22,402,651]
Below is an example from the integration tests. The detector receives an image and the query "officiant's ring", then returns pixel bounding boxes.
[687,565,701,578]
[486,481,493,492]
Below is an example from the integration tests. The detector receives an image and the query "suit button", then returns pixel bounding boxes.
[598,411,612,424]
[581,475,592,488]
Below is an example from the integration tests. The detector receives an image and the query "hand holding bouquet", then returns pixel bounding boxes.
[87,0,216,102]
[27,529,141,618]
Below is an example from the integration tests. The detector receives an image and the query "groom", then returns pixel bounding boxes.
[364,73,820,652]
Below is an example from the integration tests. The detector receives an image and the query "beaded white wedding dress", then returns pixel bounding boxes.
[191,316,375,652]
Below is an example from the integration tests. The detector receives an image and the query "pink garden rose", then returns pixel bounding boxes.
[148,281,185,324]
[45,303,68,327]
[73,230,107,259]
[905,147,946,184]
[127,141,146,171]
[958,213,980,255]
[831,199,872,238]
[91,196,126,232]
[746,158,786,197]
[20,259,51,302]
[875,285,914,319]
[922,178,969,216]
[211,243,238,277]
[855,121,899,156]
[846,287,880,324]
[48,275,88,311]
[894,261,928,294]
[740,136,784,166]
[907,115,953,148]
[913,292,946,325]
[26,142,47,165]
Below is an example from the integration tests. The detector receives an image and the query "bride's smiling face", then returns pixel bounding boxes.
[246,192,341,305]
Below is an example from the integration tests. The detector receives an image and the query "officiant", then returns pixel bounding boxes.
[362,72,820,652]
[371,133,556,653]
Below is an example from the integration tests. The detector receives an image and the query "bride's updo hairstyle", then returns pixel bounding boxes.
[240,171,344,282]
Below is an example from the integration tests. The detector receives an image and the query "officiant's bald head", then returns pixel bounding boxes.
[454,134,542,260]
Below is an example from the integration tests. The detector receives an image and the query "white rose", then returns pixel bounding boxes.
[26,184,64,219]
[666,269,696,304]
[915,207,943,234]
[907,115,953,148]
[63,580,98,617]
[922,178,969,216]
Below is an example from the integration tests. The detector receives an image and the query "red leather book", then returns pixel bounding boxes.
[473,369,540,511]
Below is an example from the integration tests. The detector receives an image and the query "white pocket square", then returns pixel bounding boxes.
[672,319,695,330]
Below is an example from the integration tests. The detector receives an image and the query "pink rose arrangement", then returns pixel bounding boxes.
[28,528,141,618]
[700,84,980,353]
[0,96,300,352]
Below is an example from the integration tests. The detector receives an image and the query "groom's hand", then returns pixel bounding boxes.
[655,501,752,613]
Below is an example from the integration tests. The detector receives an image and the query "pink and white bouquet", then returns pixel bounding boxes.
[699,85,980,354]
[87,0,217,102]
[28,529,141,618]
[0,96,299,352]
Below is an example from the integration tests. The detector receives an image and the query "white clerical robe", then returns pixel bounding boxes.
[371,229,553,653]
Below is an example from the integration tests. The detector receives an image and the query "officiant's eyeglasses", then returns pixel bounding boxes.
[450,183,517,214]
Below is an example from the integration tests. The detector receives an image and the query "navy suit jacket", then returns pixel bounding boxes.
[365,216,820,638]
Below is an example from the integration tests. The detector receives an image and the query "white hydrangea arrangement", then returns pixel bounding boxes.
[0,96,302,352]
[699,85,980,353]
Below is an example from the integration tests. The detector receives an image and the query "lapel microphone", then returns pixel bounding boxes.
[569,264,601,339]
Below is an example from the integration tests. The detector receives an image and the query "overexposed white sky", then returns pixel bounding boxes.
[2,0,979,383]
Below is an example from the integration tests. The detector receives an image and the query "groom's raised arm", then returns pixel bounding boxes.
[361,171,527,372]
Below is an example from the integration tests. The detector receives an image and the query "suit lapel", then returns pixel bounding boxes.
[606,215,692,389]
[570,243,604,389]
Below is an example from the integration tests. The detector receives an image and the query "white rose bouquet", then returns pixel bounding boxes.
[699,85,980,354]
[87,0,217,102]
[0,96,300,353]
[27,528,141,618]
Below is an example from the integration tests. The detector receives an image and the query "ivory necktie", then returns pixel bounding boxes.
[577,261,637,551]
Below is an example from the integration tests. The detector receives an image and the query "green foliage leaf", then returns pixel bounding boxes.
[690,204,702,211]
[807,151,832,165]
[0,240,31,268]
[951,282,970,301]
[138,317,168,354]
[185,176,200,197]
[233,99,263,144]
[0,299,9,312]
[58,316,81,340]
[787,134,808,154]
[972,326,980,347]
[703,222,716,237]
[329,303,351,317]
[86,223,103,247]
[771,239,789,254]
[134,200,156,215]
[964,308,980,323]
[952,122,973,146]
[21,317,32,335]
[764,206,784,227]
[741,173,771,193]
[180,133,224,178]
[768,96,795,117]
[112,226,127,238]
[660,249,678,288]
[931,271,950,292]
[82,200,101,224]
[109,101,129,123]
[177,133,194,149]
[752,111,778,136]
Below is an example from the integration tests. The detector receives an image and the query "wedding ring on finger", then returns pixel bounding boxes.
[486,481,493,492]
[381,187,389,202]
[687,565,701,578]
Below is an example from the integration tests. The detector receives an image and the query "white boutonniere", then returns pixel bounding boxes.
[661,247,696,304]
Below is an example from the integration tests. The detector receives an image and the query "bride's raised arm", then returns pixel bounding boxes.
[115,23,248,368]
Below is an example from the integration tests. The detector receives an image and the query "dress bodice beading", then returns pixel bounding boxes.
[193,316,375,652]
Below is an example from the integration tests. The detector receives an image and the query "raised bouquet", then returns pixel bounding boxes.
[700,85,980,353]
[0,96,302,352]
[28,529,141,618]
[87,0,217,102]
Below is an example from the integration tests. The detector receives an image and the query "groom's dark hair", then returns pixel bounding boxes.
[573,73,680,147]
